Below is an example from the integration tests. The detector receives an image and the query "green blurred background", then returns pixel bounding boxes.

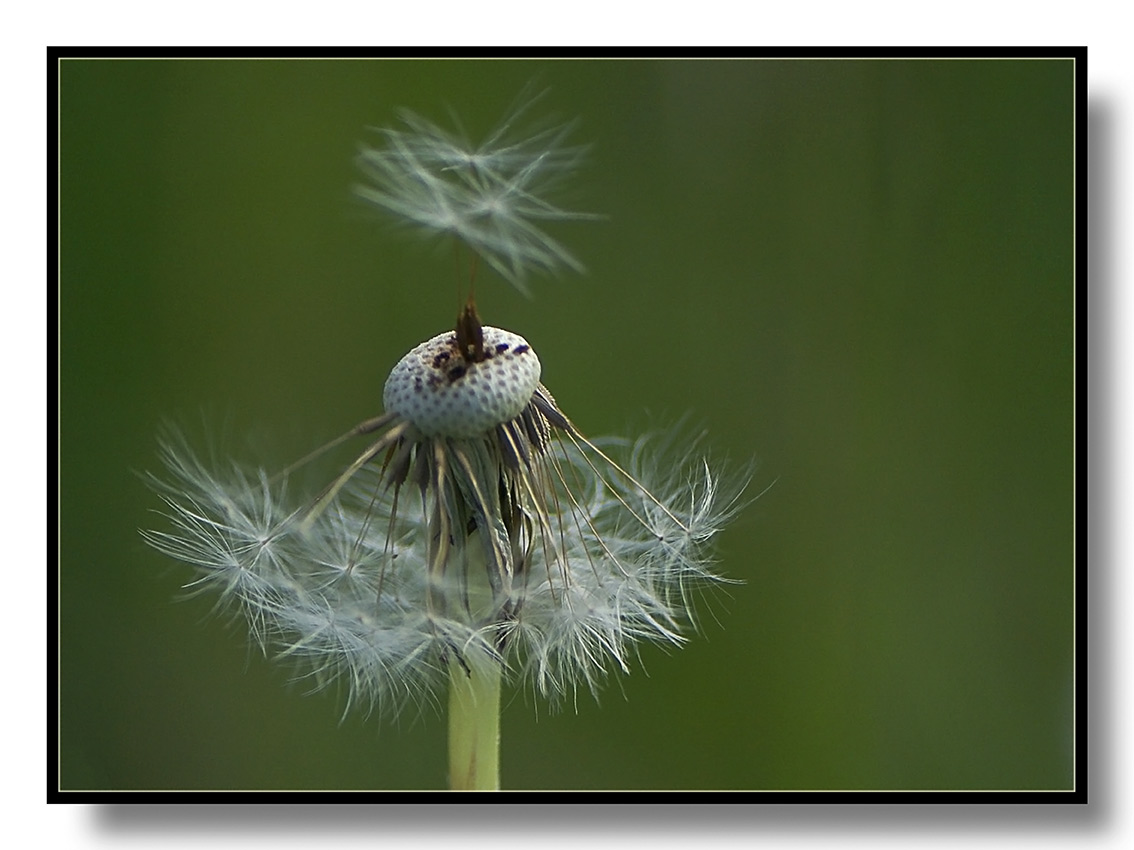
[60,58,1073,790]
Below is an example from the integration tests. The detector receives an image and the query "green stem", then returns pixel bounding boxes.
[447,654,502,790]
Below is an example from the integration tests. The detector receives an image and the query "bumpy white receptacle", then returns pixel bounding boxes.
[383,327,541,438]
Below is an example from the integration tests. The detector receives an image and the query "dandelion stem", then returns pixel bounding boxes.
[446,526,503,791]
[447,652,502,791]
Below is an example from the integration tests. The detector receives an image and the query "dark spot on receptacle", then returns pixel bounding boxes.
[495,342,510,354]
[514,344,530,355]
[448,365,467,381]
[414,376,423,391]
[432,350,451,368]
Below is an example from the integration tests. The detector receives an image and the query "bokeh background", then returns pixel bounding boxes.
[60,58,1073,791]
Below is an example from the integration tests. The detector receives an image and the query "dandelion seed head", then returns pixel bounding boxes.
[143,370,750,718]
[383,326,541,438]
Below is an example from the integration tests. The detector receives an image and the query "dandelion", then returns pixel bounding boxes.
[143,302,747,786]
[143,91,750,790]
[354,88,600,294]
